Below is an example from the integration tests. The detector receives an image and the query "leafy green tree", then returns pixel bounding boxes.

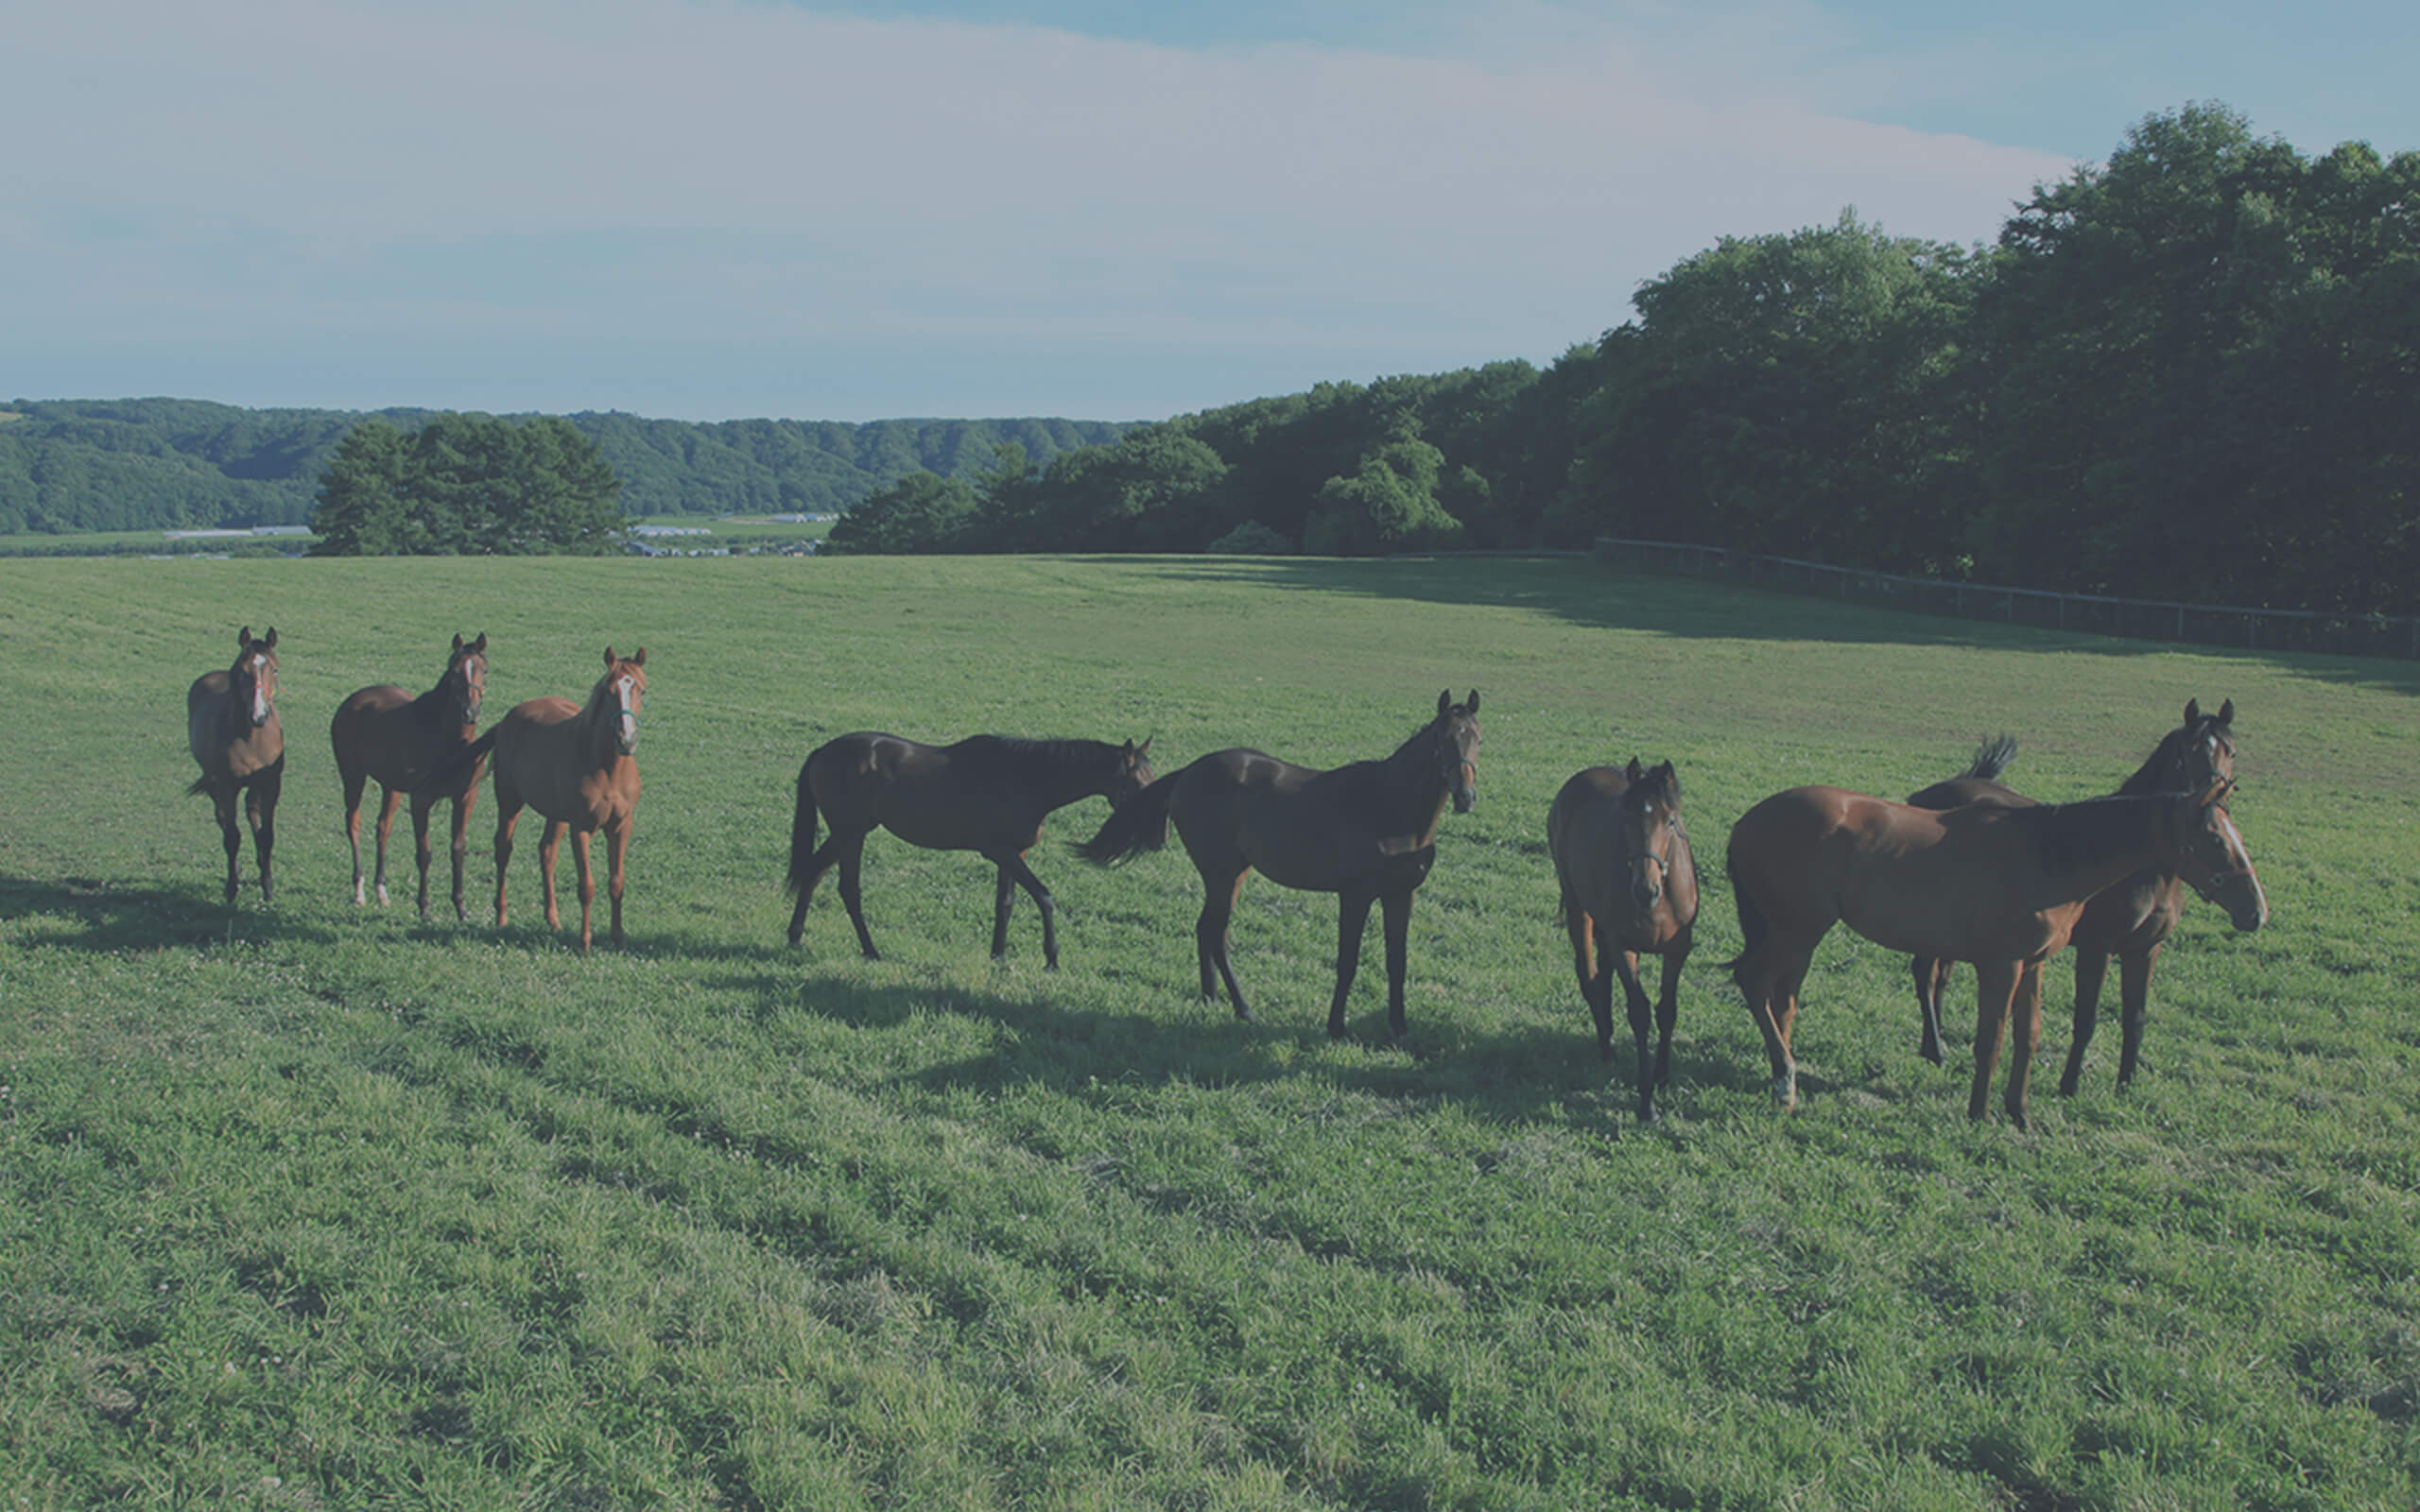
[1301,438,1464,555]
[309,420,411,555]
[310,413,625,556]
[822,472,982,554]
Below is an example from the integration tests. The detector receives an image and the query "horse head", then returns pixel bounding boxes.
[1112,737,1156,809]
[233,626,279,728]
[603,645,647,756]
[2161,777,2268,932]
[2169,697,2238,789]
[445,632,489,728]
[1619,758,1685,913]
[1434,689,1481,813]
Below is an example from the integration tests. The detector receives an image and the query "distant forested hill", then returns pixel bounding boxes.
[0,398,1132,534]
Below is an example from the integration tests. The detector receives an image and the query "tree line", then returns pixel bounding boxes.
[0,402,1129,537]
[832,105,2420,617]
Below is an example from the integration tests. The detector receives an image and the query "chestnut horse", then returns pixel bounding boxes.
[1726,779,2265,1128]
[1548,758,1698,1122]
[1905,700,2237,1091]
[785,732,1155,966]
[484,646,647,951]
[1078,690,1481,1039]
[186,627,284,904]
[331,632,490,919]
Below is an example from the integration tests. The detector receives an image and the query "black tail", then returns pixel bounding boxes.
[185,774,213,798]
[1960,733,2018,782]
[1073,768,1180,866]
[786,762,821,898]
[1723,849,1770,992]
[421,728,499,795]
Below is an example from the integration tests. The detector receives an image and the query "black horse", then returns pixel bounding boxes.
[786,732,1154,967]
[1078,691,1481,1039]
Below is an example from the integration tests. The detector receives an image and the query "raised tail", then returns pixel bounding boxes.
[1960,733,2019,782]
[420,728,499,795]
[1073,768,1181,866]
[786,761,821,898]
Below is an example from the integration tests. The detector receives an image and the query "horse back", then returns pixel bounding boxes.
[1906,776,2032,812]
[1178,747,1430,892]
[494,696,636,829]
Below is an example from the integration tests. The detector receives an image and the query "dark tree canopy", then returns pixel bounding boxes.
[310,413,627,557]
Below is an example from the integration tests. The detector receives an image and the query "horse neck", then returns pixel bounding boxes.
[2117,728,2193,796]
[575,678,624,768]
[992,739,1119,809]
[2020,796,2174,902]
[409,676,466,735]
[1374,726,1453,842]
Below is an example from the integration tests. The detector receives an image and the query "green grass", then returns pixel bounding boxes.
[2,553,2416,1509]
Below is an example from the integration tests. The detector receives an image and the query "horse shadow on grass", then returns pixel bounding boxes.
[0,873,338,951]
[695,949,1831,1139]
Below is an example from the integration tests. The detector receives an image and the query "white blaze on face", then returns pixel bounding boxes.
[249,654,271,724]
[616,676,639,748]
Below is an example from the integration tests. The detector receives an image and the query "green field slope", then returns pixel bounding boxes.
[2,554,2415,1509]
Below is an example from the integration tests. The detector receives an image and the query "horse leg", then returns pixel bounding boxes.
[408,793,436,919]
[836,834,879,959]
[211,783,244,904]
[1326,888,1375,1040]
[2002,960,2048,1130]
[2114,943,2160,1089]
[2060,949,2113,1096]
[785,833,848,947]
[246,765,280,904]
[1912,955,1952,1065]
[492,791,524,929]
[340,765,370,904]
[1379,888,1413,1040]
[1737,946,1806,1108]
[568,826,596,953]
[1197,869,1250,1021]
[995,850,1059,969]
[1566,897,1613,1059]
[1651,930,1688,1103]
[604,818,631,950]
[1611,946,1657,1122]
[371,785,400,906]
[447,791,476,922]
[1968,960,2021,1125]
[538,818,566,934]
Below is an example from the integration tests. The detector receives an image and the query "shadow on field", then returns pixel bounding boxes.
[695,955,1790,1134]
[1113,557,2420,692]
[0,873,337,950]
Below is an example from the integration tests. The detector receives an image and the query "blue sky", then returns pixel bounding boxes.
[6,0,2411,423]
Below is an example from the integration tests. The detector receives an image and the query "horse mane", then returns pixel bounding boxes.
[2010,794,2159,880]
[2118,715,2229,797]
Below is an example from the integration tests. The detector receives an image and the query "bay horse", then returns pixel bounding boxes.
[784,732,1155,966]
[1905,700,2238,1091]
[331,632,490,919]
[1078,690,1481,1039]
[483,646,647,952]
[1547,758,1698,1122]
[1725,778,2265,1128]
[185,627,284,905]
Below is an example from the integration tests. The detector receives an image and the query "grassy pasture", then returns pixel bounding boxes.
[2,552,2416,1510]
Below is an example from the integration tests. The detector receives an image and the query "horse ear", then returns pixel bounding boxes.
[631,647,646,666]
[1129,736,1151,758]
[1465,690,1479,715]
[472,632,487,653]
[1657,761,1680,799]
[1437,690,1452,719]
[2184,698,2201,725]
[261,627,276,649]
[453,633,466,652]
[1625,756,1646,782]
[238,626,253,646]
[2217,697,2234,727]
[603,646,617,667]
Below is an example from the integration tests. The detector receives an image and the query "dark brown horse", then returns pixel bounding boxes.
[1726,778,2265,1128]
[785,732,1155,966]
[331,632,490,919]
[186,627,284,904]
[1078,690,1481,1039]
[1905,700,2238,1091]
[1548,758,1698,1122]
[483,646,647,952]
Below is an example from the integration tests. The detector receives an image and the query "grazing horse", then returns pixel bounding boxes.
[331,632,490,919]
[186,627,284,904]
[1078,690,1481,1039]
[785,732,1155,966]
[1905,700,2238,1091]
[1726,779,2265,1128]
[484,646,647,951]
[1547,758,1698,1122]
